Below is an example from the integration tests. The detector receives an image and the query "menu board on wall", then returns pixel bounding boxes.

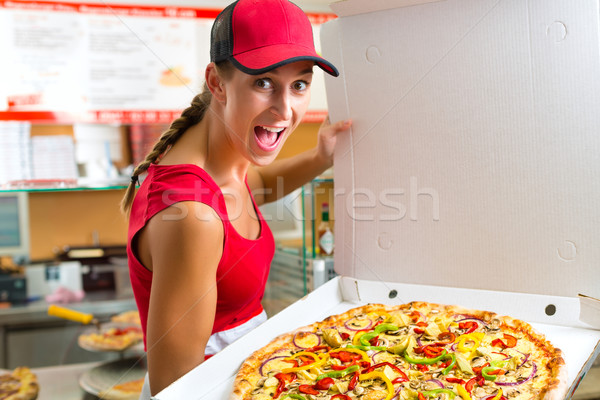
[0,1,333,123]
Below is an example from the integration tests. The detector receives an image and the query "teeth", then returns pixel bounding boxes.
[261,126,285,133]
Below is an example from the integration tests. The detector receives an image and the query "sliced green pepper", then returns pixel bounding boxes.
[421,389,457,399]
[442,353,456,375]
[482,359,509,381]
[281,394,307,400]
[404,349,447,365]
[316,364,359,381]
[359,331,379,347]
[482,366,499,381]
[346,343,387,351]
[374,323,399,334]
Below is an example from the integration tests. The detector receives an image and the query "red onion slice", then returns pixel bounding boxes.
[371,351,386,363]
[292,331,321,348]
[426,379,444,388]
[516,351,530,368]
[343,316,373,331]
[455,316,489,328]
[259,355,289,376]
[496,362,537,387]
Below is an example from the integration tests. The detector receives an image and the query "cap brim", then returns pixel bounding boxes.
[231,44,339,77]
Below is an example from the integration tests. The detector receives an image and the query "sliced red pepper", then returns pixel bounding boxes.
[414,328,425,334]
[423,345,444,358]
[340,332,350,341]
[330,364,350,371]
[409,311,424,322]
[446,377,465,384]
[298,356,315,367]
[418,393,427,400]
[416,321,428,327]
[392,376,409,384]
[274,372,296,398]
[458,321,478,334]
[416,364,429,372]
[368,335,380,346]
[493,333,518,349]
[437,331,456,344]
[488,369,505,376]
[348,371,359,390]
[298,385,319,395]
[305,345,330,353]
[330,351,362,363]
[362,362,409,382]
[314,377,335,391]
[473,362,490,375]
[465,377,477,393]
[332,395,352,400]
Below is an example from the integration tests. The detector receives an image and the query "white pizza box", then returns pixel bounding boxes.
[154,0,600,398]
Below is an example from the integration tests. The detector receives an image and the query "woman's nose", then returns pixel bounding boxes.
[271,90,293,120]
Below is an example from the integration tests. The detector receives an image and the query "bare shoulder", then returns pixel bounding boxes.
[148,201,223,248]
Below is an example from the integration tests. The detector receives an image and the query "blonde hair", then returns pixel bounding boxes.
[120,62,233,215]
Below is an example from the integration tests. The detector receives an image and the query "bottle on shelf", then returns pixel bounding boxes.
[318,202,334,256]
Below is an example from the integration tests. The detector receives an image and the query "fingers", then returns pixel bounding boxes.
[337,119,352,131]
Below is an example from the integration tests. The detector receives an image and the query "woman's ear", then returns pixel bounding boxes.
[205,63,226,102]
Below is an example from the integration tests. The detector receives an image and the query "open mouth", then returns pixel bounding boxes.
[254,125,286,152]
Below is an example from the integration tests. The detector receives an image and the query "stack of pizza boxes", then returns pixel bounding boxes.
[155,0,600,398]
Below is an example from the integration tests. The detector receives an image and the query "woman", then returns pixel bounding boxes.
[121,0,351,395]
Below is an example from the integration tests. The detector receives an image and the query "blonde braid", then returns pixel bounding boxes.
[120,85,212,215]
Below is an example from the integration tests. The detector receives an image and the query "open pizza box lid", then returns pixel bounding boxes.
[154,0,600,398]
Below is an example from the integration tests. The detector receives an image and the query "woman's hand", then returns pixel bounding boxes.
[316,116,352,166]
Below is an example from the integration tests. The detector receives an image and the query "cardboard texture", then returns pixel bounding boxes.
[154,0,600,398]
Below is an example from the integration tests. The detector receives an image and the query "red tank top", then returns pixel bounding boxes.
[127,164,275,349]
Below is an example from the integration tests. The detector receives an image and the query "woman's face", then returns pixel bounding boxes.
[220,60,314,166]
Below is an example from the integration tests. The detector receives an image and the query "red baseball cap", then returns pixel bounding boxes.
[210,0,339,77]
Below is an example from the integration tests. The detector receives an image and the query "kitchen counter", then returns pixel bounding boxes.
[0,291,137,369]
[0,291,135,326]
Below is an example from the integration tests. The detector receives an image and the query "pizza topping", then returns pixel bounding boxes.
[491,334,518,349]
[344,315,373,331]
[293,331,321,349]
[421,388,457,398]
[323,328,345,348]
[358,371,394,400]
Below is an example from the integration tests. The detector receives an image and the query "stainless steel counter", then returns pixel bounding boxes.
[0,291,137,369]
[0,291,135,326]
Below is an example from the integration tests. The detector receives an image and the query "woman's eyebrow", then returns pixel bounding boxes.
[268,67,314,76]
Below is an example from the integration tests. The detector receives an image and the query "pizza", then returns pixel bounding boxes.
[111,310,141,326]
[231,302,567,400]
[0,367,39,400]
[78,325,143,352]
[98,377,145,400]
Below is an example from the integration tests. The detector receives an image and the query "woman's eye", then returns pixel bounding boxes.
[256,78,273,89]
[293,81,309,91]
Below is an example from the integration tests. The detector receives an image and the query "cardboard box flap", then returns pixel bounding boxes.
[330,0,444,17]
[322,0,600,300]
[580,294,600,328]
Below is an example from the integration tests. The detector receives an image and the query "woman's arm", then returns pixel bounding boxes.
[142,201,224,395]
[248,117,352,205]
